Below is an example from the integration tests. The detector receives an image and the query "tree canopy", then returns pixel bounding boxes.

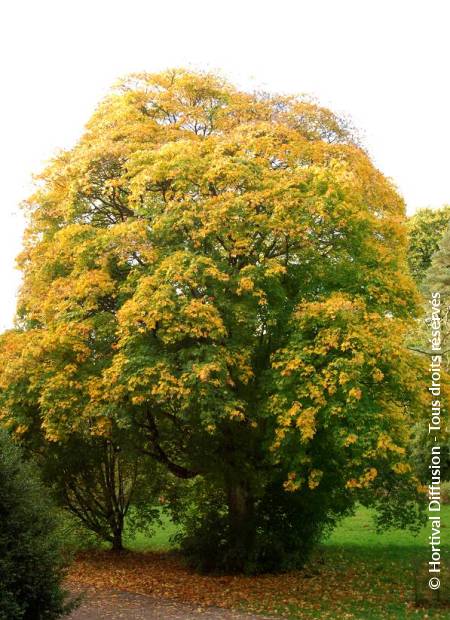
[0,69,428,572]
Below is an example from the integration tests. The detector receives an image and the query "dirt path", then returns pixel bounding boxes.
[67,588,274,620]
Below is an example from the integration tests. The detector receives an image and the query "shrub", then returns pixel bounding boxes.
[0,430,73,619]
[170,474,348,574]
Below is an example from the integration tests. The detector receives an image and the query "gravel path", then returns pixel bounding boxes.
[67,588,273,620]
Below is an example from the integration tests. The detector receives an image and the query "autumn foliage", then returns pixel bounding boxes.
[0,69,427,572]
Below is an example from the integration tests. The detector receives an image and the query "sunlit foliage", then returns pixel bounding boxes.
[0,69,427,571]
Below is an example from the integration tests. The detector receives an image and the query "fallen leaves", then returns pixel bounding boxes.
[66,548,450,619]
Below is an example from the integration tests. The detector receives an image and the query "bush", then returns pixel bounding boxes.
[170,474,348,575]
[0,430,73,619]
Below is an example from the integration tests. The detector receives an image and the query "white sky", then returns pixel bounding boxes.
[1,0,449,330]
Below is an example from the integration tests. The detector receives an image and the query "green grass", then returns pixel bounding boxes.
[124,512,179,552]
[300,506,450,619]
[325,504,447,548]
[124,504,449,554]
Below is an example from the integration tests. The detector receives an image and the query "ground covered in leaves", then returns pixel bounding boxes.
[66,548,449,619]
[66,507,450,619]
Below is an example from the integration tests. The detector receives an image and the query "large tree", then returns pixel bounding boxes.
[0,69,427,572]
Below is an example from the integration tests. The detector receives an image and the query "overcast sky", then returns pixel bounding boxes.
[1,0,449,329]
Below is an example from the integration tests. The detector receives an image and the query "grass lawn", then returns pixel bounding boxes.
[69,506,450,619]
[124,512,178,552]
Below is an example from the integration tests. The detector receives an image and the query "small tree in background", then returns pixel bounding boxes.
[407,205,450,285]
[5,413,166,551]
[408,217,450,487]
[0,430,72,619]
[423,224,450,368]
[37,430,164,551]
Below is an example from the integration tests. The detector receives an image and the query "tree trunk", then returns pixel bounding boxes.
[111,527,124,551]
[227,480,254,569]
[228,482,249,530]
